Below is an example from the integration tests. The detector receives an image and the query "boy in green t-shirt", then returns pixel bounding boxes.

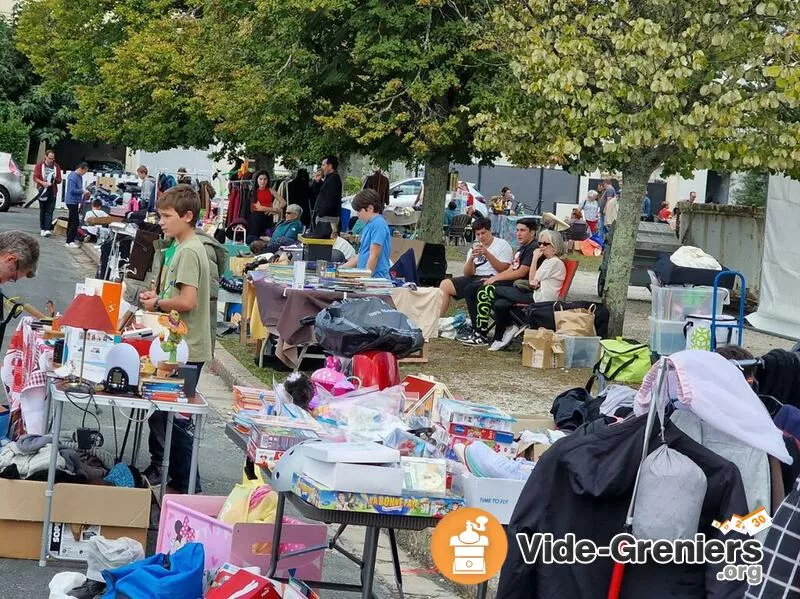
[139,184,210,493]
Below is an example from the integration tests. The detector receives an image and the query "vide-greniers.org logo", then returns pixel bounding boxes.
[516,533,764,585]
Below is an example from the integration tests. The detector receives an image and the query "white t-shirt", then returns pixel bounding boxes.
[84,209,109,236]
[533,257,567,303]
[580,199,600,222]
[467,236,514,277]
[333,236,356,260]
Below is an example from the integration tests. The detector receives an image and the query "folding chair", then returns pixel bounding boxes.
[508,258,580,332]
[447,214,471,245]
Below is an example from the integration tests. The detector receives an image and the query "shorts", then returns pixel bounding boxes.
[451,275,488,299]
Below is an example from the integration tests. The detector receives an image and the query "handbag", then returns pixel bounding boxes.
[553,302,596,336]
[594,337,651,385]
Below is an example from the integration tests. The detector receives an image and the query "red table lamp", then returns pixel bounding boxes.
[60,293,115,391]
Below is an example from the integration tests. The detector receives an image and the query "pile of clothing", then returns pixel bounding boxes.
[0,434,140,488]
[501,351,792,599]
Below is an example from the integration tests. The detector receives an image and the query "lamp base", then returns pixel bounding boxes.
[63,380,92,394]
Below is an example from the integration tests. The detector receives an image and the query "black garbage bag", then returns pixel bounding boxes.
[313,297,424,358]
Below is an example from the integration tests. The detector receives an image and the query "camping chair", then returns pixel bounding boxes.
[508,258,580,332]
[447,214,471,245]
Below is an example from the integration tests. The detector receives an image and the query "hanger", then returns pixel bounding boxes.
[759,394,783,417]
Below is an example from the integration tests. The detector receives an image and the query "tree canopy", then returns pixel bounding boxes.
[17,0,505,241]
[477,0,800,334]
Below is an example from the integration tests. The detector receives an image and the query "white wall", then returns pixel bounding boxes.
[665,170,707,207]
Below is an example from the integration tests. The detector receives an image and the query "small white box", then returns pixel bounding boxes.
[303,442,400,464]
[303,458,404,495]
[460,474,527,524]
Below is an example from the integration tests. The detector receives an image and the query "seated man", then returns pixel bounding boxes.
[490,229,567,351]
[439,217,512,318]
[457,218,539,346]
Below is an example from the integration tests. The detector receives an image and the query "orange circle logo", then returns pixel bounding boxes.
[430,507,508,584]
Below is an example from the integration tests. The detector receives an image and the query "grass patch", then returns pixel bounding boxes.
[571,252,602,272]
[444,243,469,262]
[219,337,290,385]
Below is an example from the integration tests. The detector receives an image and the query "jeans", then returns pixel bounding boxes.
[493,285,533,341]
[39,194,55,231]
[148,361,203,493]
[66,204,80,243]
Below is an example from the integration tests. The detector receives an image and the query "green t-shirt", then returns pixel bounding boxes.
[159,235,211,363]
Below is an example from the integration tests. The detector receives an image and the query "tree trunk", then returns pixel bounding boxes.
[603,168,651,337]
[254,154,274,177]
[417,156,449,243]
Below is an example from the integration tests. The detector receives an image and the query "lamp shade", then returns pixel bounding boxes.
[60,294,115,332]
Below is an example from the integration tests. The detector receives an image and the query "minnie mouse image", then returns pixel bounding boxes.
[170,517,196,553]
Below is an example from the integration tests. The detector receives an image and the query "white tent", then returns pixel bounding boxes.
[746,174,800,340]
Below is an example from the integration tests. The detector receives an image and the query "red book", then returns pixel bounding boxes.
[206,570,279,599]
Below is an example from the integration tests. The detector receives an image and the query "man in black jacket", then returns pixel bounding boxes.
[313,155,343,229]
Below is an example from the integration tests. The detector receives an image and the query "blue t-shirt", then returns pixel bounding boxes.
[357,215,392,279]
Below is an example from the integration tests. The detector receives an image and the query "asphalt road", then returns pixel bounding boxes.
[0,207,393,598]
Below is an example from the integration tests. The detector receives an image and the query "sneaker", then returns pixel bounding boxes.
[455,325,475,341]
[488,340,505,351]
[459,332,488,346]
[44,230,52,237]
[40,230,46,237]
[66,242,80,248]
[143,464,162,486]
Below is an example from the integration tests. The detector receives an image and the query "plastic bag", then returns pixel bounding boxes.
[217,482,278,525]
[313,297,424,358]
[312,385,408,441]
[103,542,204,599]
[384,428,439,458]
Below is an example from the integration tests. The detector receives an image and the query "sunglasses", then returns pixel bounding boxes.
[540,242,552,247]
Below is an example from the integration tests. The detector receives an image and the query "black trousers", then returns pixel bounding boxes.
[148,361,204,493]
[38,194,55,231]
[463,278,491,329]
[493,284,532,341]
[66,204,80,243]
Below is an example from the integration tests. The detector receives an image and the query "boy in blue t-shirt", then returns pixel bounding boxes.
[344,189,392,279]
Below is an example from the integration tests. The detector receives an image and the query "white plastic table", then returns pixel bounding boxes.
[38,380,210,566]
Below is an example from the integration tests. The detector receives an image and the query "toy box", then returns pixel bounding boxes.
[246,440,284,470]
[156,495,326,589]
[436,398,515,432]
[249,424,319,451]
[292,474,463,518]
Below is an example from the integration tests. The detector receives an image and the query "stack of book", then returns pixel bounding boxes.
[232,386,274,413]
[141,377,186,403]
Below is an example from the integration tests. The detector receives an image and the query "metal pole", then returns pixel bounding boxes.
[39,398,64,566]
[160,412,174,500]
[188,414,202,495]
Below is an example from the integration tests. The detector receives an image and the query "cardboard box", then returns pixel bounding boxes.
[293,474,464,518]
[0,479,150,560]
[459,474,527,525]
[522,328,565,369]
[303,458,403,495]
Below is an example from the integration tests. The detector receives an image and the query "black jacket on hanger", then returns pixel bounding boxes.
[497,415,749,599]
[288,170,314,229]
[314,171,342,220]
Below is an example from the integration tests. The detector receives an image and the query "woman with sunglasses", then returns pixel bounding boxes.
[488,229,567,351]
[528,229,567,303]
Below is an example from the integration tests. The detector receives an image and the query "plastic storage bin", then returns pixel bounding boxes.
[650,281,729,321]
[564,336,601,368]
[648,317,687,356]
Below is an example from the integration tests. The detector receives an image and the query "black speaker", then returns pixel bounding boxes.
[179,364,199,398]
[417,242,447,287]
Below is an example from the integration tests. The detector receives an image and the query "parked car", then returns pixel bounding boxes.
[0,153,26,212]
[341,177,488,216]
[83,159,127,174]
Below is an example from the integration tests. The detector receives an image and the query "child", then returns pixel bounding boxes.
[139,184,210,494]
[343,189,392,279]
[82,198,110,245]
